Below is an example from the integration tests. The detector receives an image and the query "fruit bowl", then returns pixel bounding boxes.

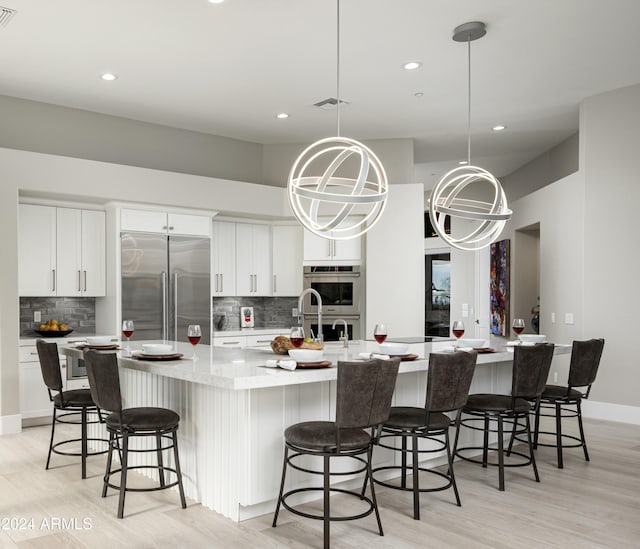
[34,329,74,338]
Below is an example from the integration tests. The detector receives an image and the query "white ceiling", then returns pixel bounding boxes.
[2,0,640,187]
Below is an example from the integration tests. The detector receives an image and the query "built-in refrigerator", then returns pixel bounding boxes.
[121,232,211,344]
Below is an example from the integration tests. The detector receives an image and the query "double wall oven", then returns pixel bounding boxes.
[302,266,362,341]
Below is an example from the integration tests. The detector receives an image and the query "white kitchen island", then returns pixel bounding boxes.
[63,340,569,521]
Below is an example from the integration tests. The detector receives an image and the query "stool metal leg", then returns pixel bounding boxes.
[577,400,590,462]
[172,431,187,509]
[526,414,540,482]
[401,436,408,489]
[272,447,288,527]
[367,444,384,536]
[156,433,166,487]
[482,416,490,468]
[81,407,88,479]
[533,402,541,449]
[323,454,330,549]
[102,431,115,498]
[497,416,504,491]
[446,429,461,506]
[46,408,57,470]
[555,402,564,469]
[117,433,129,519]
[411,432,420,520]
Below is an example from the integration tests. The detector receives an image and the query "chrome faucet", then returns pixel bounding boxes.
[332,318,349,348]
[298,288,323,343]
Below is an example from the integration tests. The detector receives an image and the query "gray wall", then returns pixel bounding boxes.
[212,296,298,331]
[0,94,264,185]
[502,133,579,202]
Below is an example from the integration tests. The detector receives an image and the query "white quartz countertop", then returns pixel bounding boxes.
[61,340,570,391]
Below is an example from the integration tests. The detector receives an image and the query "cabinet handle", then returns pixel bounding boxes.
[223,341,241,345]
[215,273,219,293]
[169,226,174,231]
[83,270,87,292]
[77,270,81,292]
[220,273,223,292]
[273,274,277,293]
[52,269,56,292]
[30,352,38,356]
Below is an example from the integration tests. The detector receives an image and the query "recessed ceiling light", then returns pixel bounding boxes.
[492,125,506,131]
[208,0,225,4]
[275,113,289,119]
[101,73,117,81]
[459,160,468,165]
[402,61,422,71]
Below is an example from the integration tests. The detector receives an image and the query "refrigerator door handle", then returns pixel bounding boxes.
[162,271,168,340]
[174,272,179,340]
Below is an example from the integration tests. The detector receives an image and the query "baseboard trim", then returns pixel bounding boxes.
[581,400,640,425]
[0,414,22,435]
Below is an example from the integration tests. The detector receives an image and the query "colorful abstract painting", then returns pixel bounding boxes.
[490,239,510,336]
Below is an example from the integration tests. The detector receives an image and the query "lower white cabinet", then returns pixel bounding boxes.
[212,330,288,349]
[19,344,59,421]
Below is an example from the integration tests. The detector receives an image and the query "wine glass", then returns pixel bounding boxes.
[512,318,525,342]
[374,324,387,344]
[122,320,134,354]
[290,326,305,349]
[188,325,202,359]
[452,320,465,348]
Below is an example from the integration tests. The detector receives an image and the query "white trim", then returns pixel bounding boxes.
[581,400,640,425]
[0,414,22,435]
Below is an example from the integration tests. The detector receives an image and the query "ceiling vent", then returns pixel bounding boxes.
[0,6,16,27]
[313,97,350,111]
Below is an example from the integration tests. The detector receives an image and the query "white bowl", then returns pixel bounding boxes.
[457,338,486,349]
[378,342,410,355]
[86,336,113,346]
[288,349,324,363]
[142,343,174,355]
[519,334,546,343]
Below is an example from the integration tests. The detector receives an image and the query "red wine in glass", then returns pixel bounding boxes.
[513,326,524,335]
[122,329,134,339]
[122,320,134,354]
[374,324,387,344]
[188,335,201,345]
[512,319,525,341]
[452,321,464,347]
[290,327,304,349]
[374,333,387,343]
[452,328,465,338]
[187,325,201,359]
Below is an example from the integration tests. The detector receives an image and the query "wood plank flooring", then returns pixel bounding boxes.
[1,417,638,548]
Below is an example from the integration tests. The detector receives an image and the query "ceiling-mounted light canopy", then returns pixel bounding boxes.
[428,21,512,251]
[287,0,388,240]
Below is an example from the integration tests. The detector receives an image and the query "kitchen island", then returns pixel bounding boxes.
[63,340,569,521]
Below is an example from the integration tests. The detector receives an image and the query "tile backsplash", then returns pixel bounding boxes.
[20,297,96,336]
[213,296,298,331]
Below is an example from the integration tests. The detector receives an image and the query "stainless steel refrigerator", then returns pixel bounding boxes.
[121,232,211,344]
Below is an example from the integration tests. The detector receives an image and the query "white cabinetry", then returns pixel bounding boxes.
[121,208,211,237]
[212,329,288,348]
[272,226,303,296]
[236,224,272,296]
[212,221,236,296]
[19,204,106,297]
[303,226,361,265]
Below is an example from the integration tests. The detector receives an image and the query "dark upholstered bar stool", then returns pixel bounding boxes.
[83,350,186,519]
[369,351,477,520]
[272,358,400,549]
[36,340,106,479]
[533,338,605,468]
[453,344,554,491]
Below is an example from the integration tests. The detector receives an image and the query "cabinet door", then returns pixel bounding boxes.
[212,335,246,348]
[18,204,57,296]
[235,224,254,296]
[81,210,106,296]
[168,213,211,237]
[212,221,236,296]
[19,360,52,419]
[303,229,332,262]
[252,225,272,296]
[120,209,168,233]
[333,237,361,263]
[56,208,83,296]
[272,226,303,296]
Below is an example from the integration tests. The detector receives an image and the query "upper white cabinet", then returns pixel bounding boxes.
[236,224,272,296]
[272,225,303,296]
[303,226,361,265]
[56,208,106,297]
[19,204,106,297]
[212,221,236,296]
[121,208,211,237]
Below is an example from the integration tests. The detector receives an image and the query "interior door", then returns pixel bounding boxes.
[169,235,211,344]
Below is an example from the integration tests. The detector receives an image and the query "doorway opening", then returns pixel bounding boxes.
[425,253,450,337]
[514,223,540,334]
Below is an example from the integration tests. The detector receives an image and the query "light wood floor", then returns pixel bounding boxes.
[1,416,638,548]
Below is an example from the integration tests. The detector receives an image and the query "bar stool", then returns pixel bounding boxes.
[36,340,107,479]
[83,350,187,518]
[272,358,400,549]
[453,344,554,491]
[369,350,477,519]
[533,338,605,468]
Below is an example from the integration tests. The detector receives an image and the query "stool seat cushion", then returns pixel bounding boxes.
[385,407,451,430]
[106,407,180,431]
[54,389,95,408]
[465,394,531,413]
[285,421,370,452]
[541,384,583,401]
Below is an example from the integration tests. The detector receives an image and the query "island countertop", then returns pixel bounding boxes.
[62,340,570,391]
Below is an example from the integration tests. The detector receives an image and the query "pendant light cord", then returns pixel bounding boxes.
[467,36,471,165]
[336,0,341,137]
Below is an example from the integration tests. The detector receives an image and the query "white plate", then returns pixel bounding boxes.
[141,343,174,355]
